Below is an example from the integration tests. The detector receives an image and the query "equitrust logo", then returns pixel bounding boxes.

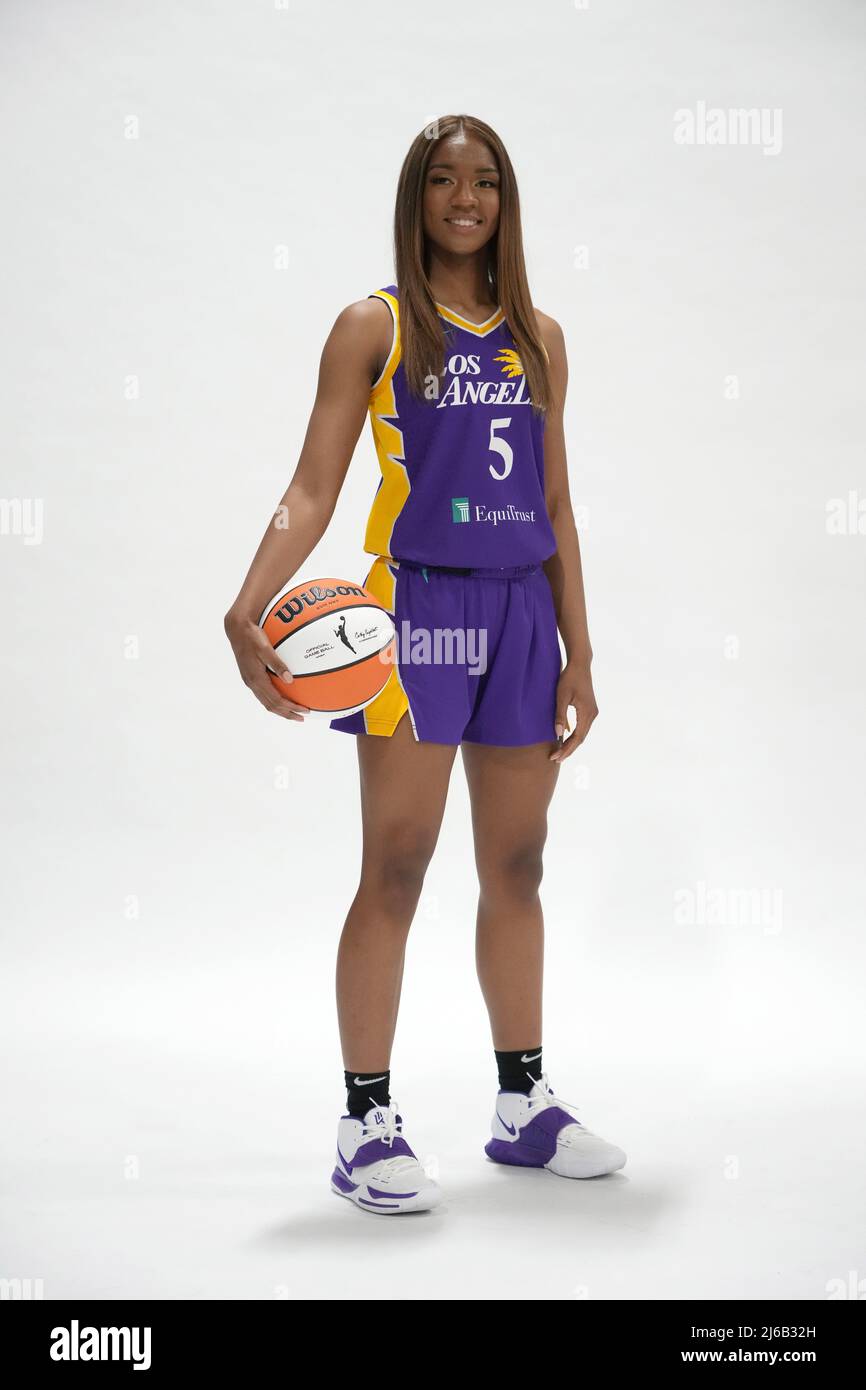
[49,1320,152,1371]
[451,497,536,526]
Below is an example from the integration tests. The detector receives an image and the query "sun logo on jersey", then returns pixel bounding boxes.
[493,348,524,378]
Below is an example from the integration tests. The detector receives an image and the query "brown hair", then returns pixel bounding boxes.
[393,114,550,413]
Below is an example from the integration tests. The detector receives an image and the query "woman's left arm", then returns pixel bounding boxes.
[536,311,599,763]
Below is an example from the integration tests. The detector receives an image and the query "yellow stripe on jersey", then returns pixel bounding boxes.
[434,302,505,337]
[363,290,408,561]
[359,557,409,736]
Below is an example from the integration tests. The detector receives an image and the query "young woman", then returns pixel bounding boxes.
[225,115,626,1215]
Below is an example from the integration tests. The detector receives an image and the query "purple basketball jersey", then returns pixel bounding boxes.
[362,286,557,567]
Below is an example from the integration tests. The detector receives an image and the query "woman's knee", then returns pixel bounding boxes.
[477,838,547,904]
[360,826,439,921]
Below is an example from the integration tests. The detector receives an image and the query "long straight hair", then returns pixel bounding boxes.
[393,115,550,413]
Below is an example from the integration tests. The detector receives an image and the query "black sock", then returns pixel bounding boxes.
[495,1046,543,1095]
[345,1068,391,1117]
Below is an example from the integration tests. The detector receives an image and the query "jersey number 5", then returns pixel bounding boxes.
[488,417,513,480]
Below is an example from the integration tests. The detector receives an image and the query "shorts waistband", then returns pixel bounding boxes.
[390,558,542,581]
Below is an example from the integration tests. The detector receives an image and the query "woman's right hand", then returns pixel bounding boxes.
[224,609,307,721]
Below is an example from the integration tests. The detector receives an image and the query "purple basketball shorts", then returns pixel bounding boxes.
[330,556,562,747]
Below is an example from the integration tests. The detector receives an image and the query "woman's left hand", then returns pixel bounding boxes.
[549,662,598,762]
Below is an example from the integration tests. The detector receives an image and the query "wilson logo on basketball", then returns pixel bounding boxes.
[274,583,364,626]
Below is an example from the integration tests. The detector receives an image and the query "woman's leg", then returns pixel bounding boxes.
[463,739,627,1181]
[461,741,559,1048]
[336,714,458,1070]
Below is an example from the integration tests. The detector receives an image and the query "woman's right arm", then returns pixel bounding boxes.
[224,296,391,718]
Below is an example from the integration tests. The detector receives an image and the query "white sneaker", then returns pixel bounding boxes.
[485,1073,626,1179]
[331,1101,441,1214]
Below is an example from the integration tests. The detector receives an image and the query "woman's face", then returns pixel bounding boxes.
[422,132,500,259]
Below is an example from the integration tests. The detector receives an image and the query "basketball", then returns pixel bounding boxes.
[258,577,396,718]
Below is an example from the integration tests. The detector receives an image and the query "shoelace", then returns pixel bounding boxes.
[362,1101,420,1176]
[526,1072,585,1128]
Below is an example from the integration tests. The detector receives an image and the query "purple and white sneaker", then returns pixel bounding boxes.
[485,1073,626,1179]
[331,1101,441,1215]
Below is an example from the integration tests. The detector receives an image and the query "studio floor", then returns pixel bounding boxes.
[2,978,860,1301]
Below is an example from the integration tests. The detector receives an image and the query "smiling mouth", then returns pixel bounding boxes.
[445,217,482,227]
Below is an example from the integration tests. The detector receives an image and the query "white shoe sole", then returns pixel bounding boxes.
[545,1148,627,1179]
[486,1135,627,1179]
[330,1174,441,1215]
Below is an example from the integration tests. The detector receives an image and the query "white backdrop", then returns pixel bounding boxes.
[2,0,864,1301]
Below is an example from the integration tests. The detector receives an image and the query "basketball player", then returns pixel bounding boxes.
[225,116,626,1214]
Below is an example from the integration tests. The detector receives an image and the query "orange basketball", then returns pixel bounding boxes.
[259,577,396,717]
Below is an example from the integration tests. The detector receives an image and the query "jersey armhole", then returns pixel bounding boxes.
[369,290,400,394]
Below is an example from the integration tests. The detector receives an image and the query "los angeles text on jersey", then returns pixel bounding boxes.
[428,352,533,407]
